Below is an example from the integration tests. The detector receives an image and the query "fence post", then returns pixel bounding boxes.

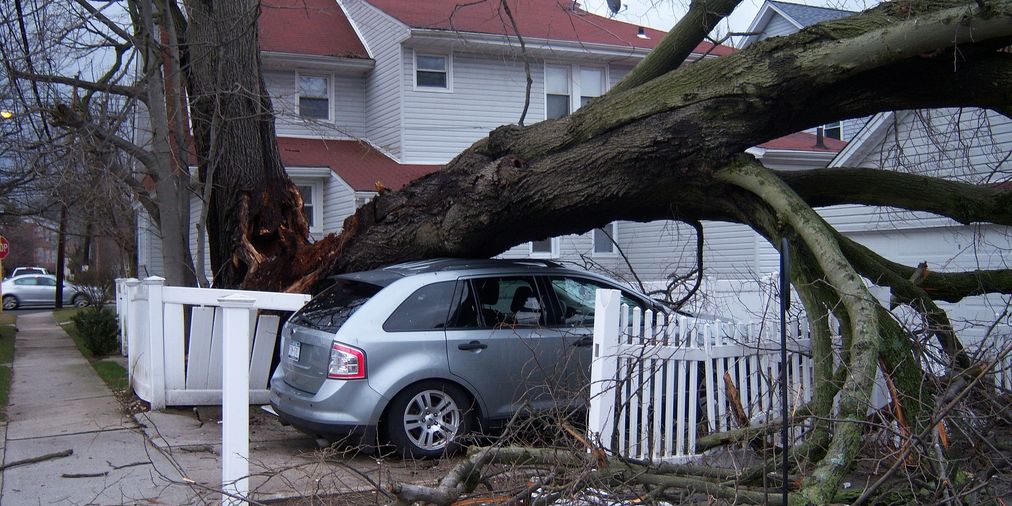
[143,276,166,410]
[114,278,126,355]
[122,279,141,371]
[218,294,256,506]
[588,289,621,452]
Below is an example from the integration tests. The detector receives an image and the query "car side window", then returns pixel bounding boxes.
[546,276,645,328]
[14,278,36,286]
[447,277,545,329]
[39,277,57,286]
[383,281,455,332]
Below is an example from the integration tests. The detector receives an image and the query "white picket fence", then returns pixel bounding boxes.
[114,277,310,409]
[588,289,818,463]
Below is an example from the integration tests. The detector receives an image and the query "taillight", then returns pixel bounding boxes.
[328,341,366,380]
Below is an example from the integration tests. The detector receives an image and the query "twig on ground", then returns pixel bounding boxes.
[62,471,109,478]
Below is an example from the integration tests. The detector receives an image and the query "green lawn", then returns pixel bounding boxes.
[53,308,128,392]
[0,312,16,420]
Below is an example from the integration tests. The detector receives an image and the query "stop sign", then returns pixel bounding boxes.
[0,236,8,260]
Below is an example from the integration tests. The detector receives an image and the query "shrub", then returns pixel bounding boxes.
[71,308,120,356]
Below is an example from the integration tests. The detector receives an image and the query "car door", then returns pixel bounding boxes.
[15,276,50,305]
[444,276,565,420]
[542,276,652,403]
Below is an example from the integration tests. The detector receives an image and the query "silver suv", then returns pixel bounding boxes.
[269,258,656,457]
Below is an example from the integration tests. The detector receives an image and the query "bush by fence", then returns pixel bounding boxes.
[72,308,120,356]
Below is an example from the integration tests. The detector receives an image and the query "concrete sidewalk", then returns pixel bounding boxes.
[0,312,454,505]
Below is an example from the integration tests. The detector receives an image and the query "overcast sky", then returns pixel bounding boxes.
[580,0,879,46]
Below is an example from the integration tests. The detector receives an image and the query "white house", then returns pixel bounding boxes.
[135,0,1009,344]
[138,0,734,277]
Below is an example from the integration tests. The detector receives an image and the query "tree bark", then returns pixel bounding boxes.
[184,0,310,288]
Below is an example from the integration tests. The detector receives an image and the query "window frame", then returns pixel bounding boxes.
[544,63,608,120]
[413,52,452,92]
[592,222,619,257]
[292,180,323,233]
[823,121,843,140]
[544,64,571,120]
[528,237,560,258]
[295,72,333,122]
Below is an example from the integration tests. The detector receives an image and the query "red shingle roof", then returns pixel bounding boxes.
[278,137,440,191]
[259,0,369,59]
[759,131,847,152]
[365,0,733,55]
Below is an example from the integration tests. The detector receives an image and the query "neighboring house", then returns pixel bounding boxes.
[1,217,57,274]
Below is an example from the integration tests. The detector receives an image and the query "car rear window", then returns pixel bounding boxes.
[383,281,455,332]
[289,279,382,333]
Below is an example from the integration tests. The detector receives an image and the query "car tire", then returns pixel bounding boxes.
[2,295,17,311]
[385,381,473,459]
[72,294,90,308]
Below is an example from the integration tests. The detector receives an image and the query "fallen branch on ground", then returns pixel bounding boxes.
[0,449,73,470]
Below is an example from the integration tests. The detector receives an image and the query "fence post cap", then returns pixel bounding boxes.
[217,293,257,308]
[142,276,166,285]
[123,278,142,286]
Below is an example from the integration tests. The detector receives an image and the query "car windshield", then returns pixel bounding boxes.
[289,279,382,333]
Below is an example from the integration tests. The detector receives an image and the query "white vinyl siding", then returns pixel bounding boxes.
[265,70,367,138]
[821,108,1012,232]
[342,0,409,157]
[320,175,356,238]
[401,49,544,163]
[761,14,799,39]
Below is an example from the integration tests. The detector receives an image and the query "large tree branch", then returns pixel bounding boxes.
[609,0,741,95]
[837,232,1012,302]
[779,167,1012,226]
[10,69,140,99]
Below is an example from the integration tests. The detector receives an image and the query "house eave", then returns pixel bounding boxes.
[749,147,839,170]
[260,51,376,73]
[407,29,670,62]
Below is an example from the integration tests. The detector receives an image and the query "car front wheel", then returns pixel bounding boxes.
[385,381,472,459]
[2,295,17,310]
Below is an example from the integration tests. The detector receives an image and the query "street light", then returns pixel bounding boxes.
[0,111,12,120]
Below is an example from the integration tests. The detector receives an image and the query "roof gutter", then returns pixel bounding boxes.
[261,51,376,73]
[407,28,666,61]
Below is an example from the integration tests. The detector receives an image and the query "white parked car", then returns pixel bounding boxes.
[7,266,49,278]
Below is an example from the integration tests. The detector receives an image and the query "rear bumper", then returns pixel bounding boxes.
[269,370,387,445]
[271,402,378,446]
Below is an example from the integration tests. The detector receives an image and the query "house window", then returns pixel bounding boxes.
[579,67,604,107]
[545,66,570,120]
[823,121,842,140]
[298,75,330,120]
[546,64,605,119]
[529,237,559,257]
[415,54,449,89]
[593,222,618,255]
[298,184,319,228]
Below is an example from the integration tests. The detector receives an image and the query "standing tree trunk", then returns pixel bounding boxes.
[183,0,310,289]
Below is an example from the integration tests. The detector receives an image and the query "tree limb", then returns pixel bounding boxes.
[609,0,742,94]
[10,69,140,98]
[838,232,1012,303]
[779,167,1012,227]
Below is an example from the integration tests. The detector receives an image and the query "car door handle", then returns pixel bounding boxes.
[572,337,594,347]
[458,341,488,351]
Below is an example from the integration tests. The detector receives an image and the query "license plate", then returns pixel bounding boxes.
[287,341,301,361]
